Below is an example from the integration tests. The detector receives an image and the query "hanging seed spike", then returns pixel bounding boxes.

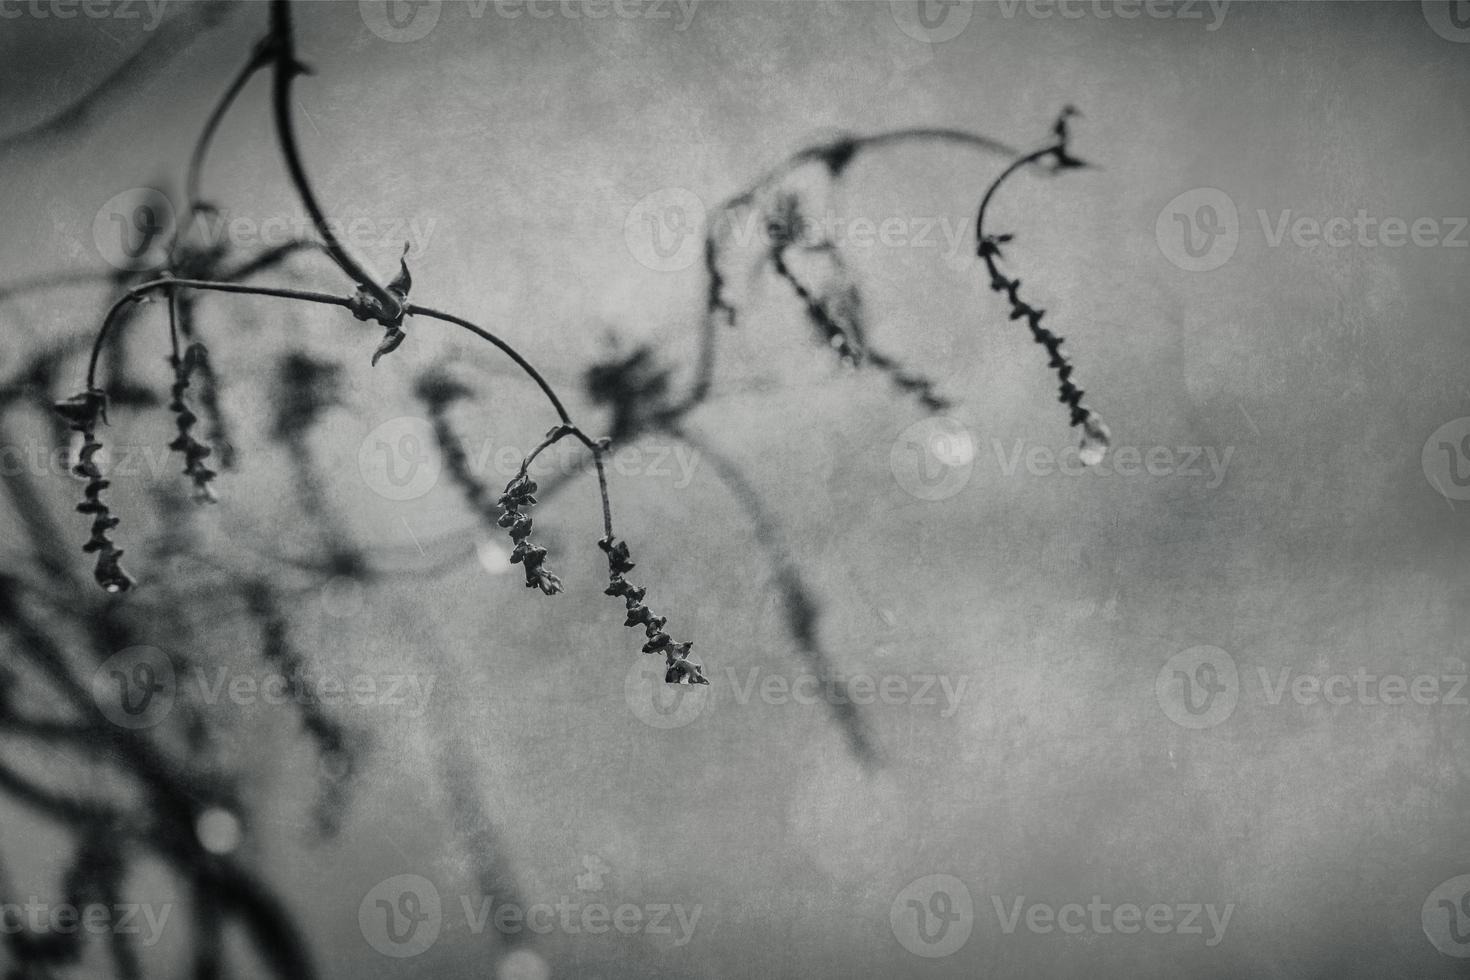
[94,549,133,593]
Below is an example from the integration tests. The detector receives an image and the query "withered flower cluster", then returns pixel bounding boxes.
[499,473,564,596]
[54,388,132,593]
[167,341,219,502]
[601,536,707,685]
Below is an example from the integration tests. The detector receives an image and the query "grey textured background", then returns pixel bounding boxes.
[1,1,1469,977]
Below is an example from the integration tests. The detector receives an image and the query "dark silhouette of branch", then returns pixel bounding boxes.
[0,2,1117,970]
[185,38,274,215]
[668,423,875,762]
[676,126,1019,414]
[0,4,238,157]
[975,107,1110,459]
[266,0,401,318]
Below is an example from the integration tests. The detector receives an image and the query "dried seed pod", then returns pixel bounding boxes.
[599,536,707,685]
[55,388,132,593]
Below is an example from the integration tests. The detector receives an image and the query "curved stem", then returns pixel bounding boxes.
[973,144,1057,245]
[973,126,1107,446]
[682,125,1021,413]
[86,278,351,389]
[186,38,273,215]
[405,305,571,424]
[720,126,1019,213]
[514,423,614,541]
[268,0,399,317]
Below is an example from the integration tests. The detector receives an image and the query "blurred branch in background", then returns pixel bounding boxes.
[0,3,238,158]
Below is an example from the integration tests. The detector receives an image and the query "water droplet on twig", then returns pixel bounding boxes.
[1078,415,1110,467]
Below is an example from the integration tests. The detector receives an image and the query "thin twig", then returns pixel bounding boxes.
[267,0,400,318]
[86,277,352,389]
